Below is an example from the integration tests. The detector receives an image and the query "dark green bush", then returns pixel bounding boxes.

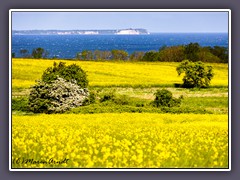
[41,62,88,88]
[99,90,116,103]
[153,89,183,107]
[82,91,97,105]
[28,81,52,113]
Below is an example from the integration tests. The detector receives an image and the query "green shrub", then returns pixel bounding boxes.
[28,77,89,113]
[99,90,116,103]
[28,81,52,113]
[12,97,29,112]
[98,90,131,105]
[41,62,88,88]
[135,102,145,107]
[112,94,130,105]
[82,91,97,105]
[176,60,214,88]
[153,89,183,107]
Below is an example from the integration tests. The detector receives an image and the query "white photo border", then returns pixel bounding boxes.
[9,9,231,171]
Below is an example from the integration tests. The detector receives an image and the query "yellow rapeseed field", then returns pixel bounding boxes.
[12,59,228,89]
[12,113,228,168]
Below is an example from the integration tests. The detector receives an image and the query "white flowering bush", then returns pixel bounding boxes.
[29,77,89,114]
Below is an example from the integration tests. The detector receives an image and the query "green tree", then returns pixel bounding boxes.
[28,62,90,114]
[159,45,167,52]
[102,51,112,60]
[93,50,102,60]
[184,43,200,61]
[76,52,81,60]
[158,46,185,62]
[20,49,29,58]
[94,50,112,60]
[198,47,221,63]
[32,47,49,59]
[111,50,128,60]
[129,51,145,61]
[142,51,159,61]
[207,46,228,63]
[176,60,214,88]
[81,50,93,60]
[41,62,88,88]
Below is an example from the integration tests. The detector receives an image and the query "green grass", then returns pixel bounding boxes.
[12,89,228,115]
[182,97,228,108]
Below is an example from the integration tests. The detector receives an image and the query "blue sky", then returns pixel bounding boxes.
[12,11,229,33]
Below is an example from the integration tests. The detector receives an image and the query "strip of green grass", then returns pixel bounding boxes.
[12,93,228,115]
[181,97,228,108]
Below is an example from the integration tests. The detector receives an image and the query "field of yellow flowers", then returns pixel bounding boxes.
[11,58,229,169]
[12,113,228,168]
[12,59,228,89]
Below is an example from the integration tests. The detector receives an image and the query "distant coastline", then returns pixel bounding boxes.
[12,28,150,35]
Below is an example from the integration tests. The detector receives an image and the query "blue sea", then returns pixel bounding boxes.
[12,33,228,59]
